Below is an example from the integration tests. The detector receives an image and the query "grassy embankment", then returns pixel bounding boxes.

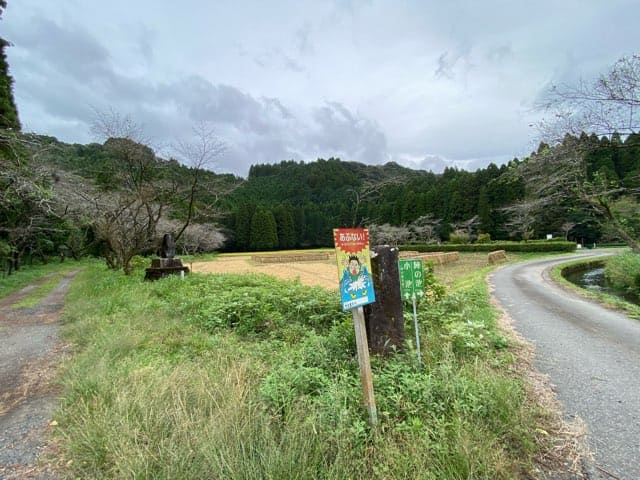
[51,252,557,479]
[550,251,640,319]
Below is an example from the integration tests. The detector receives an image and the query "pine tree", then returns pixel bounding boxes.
[250,208,278,251]
[234,203,255,251]
[0,1,21,130]
[274,204,296,249]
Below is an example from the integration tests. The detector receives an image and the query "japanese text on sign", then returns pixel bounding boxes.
[333,228,376,311]
[398,259,425,301]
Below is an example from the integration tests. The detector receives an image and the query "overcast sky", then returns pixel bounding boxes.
[3,1,639,177]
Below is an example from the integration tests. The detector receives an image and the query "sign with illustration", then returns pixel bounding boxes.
[398,259,426,301]
[333,228,376,311]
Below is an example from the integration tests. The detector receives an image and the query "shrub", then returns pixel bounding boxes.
[477,233,491,244]
[400,241,576,253]
[448,232,470,244]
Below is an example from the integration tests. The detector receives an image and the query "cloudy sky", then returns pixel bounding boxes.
[3,1,639,176]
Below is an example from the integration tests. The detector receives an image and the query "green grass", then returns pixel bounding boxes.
[54,260,550,479]
[605,252,640,297]
[0,259,88,300]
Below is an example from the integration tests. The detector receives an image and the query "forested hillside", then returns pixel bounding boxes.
[223,132,639,251]
[3,128,637,274]
[223,158,525,249]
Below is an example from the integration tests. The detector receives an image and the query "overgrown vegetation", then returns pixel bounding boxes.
[54,262,551,479]
[605,252,640,297]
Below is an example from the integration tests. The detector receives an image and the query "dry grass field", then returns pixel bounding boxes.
[192,251,502,289]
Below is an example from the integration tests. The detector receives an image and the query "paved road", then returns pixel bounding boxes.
[491,252,640,479]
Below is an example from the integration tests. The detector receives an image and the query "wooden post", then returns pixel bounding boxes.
[352,306,377,426]
[364,245,405,355]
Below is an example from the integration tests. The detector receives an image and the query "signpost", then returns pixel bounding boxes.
[333,228,377,426]
[398,259,425,366]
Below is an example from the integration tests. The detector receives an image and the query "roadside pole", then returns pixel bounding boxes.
[411,295,422,367]
[399,258,426,367]
[352,306,377,426]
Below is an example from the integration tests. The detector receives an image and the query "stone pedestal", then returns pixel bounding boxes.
[144,257,189,281]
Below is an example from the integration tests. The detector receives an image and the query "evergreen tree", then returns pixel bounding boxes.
[0,1,21,130]
[250,208,278,251]
[274,204,296,249]
[477,187,493,236]
[293,206,306,246]
[234,203,256,251]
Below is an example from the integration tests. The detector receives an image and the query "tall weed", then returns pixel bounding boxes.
[57,266,542,479]
[605,252,640,296]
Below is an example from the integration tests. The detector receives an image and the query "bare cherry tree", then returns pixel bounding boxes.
[409,215,441,243]
[155,217,226,255]
[170,121,228,241]
[367,223,411,246]
[501,199,546,241]
[450,216,479,237]
[87,110,168,273]
[537,53,640,141]
[517,137,639,251]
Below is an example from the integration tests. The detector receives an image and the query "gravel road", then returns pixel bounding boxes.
[491,252,640,479]
[0,270,79,480]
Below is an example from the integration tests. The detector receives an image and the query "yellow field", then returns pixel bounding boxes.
[192,251,498,289]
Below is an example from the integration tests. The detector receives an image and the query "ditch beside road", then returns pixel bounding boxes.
[491,252,640,480]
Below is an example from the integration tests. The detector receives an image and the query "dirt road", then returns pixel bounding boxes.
[0,270,79,480]
[491,252,640,479]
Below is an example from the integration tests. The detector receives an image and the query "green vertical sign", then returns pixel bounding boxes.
[398,259,426,301]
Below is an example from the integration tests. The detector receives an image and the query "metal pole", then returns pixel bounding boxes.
[412,297,422,367]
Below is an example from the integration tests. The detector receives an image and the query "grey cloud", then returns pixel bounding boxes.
[136,28,155,64]
[435,52,454,79]
[261,97,294,120]
[7,15,154,119]
[11,17,111,80]
[309,102,388,164]
[224,135,302,176]
[164,76,293,136]
[252,48,305,73]
[487,45,513,62]
[294,25,314,56]
[415,155,450,173]
[434,44,473,80]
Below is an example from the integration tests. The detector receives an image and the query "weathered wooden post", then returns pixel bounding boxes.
[352,306,377,425]
[364,245,404,355]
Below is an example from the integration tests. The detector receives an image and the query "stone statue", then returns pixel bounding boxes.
[160,233,176,259]
[145,232,188,281]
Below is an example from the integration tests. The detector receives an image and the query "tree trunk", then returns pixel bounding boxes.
[363,245,404,355]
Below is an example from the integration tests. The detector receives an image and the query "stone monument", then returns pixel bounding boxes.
[144,233,190,281]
